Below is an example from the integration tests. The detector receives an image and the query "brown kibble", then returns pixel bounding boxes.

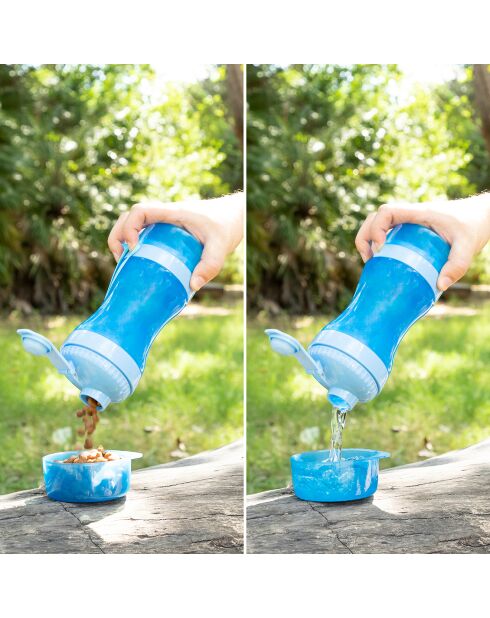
[69,397,105,462]
[60,446,120,464]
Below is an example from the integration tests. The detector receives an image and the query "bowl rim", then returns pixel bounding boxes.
[290,448,390,465]
[43,450,143,467]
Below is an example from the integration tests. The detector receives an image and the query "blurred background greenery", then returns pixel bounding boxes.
[247,64,490,493]
[248,64,490,313]
[0,64,243,313]
[0,64,243,493]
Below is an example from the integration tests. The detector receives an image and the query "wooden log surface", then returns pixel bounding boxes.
[247,440,490,554]
[0,441,243,554]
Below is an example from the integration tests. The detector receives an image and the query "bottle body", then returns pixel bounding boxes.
[309,224,450,410]
[61,223,203,409]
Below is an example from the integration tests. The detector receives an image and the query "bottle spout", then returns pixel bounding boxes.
[265,329,328,388]
[80,388,111,412]
[327,387,358,412]
[17,329,81,389]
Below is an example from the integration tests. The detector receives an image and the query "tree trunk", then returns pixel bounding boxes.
[473,64,490,156]
[225,64,243,146]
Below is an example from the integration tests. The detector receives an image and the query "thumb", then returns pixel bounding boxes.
[190,240,226,291]
[437,238,473,291]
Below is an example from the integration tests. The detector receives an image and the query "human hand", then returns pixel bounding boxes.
[108,193,244,291]
[355,194,490,291]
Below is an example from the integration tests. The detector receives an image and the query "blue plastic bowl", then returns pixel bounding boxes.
[291,448,389,502]
[43,450,142,503]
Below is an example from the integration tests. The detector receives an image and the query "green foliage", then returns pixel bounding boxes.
[0,302,243,494]
[0,64,242,312]
[187,65,243,196]
[248,64,396,312]
[247,64,490,313]
[247,304,490,493]
[437,66,490,197]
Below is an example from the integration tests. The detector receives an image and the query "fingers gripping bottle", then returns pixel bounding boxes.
[18,223,203,411]
[266,224,450,411]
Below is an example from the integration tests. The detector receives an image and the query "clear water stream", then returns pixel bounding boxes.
[328,407,347,462]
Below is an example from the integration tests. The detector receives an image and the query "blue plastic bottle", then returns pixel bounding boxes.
[18,223,203,410]
[266,223,450,411]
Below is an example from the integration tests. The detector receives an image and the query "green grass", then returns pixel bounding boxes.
[0,301,243,494]
[247,303,490,494]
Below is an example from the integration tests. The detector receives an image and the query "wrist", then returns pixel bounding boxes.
[475,193,490,251]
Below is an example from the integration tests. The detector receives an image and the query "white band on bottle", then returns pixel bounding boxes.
[374,244,440,297]
[134,244,192,297]
[310,329,389,388]
[62,330,142,388]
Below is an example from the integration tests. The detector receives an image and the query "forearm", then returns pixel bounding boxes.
[455,192,490,252]
[175,192,244,253]
[355,192,490,291]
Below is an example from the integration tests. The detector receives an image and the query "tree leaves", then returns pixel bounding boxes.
[247,64,490,313]
[0,64,241,312]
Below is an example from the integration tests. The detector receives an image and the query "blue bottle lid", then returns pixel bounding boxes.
[265,329,381,411]
[16,329,138,411]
